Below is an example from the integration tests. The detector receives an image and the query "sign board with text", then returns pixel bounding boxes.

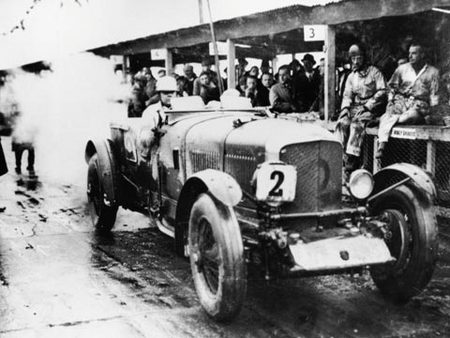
[391,127,417,140]
[304,25,326,41]
[151,49,167,60]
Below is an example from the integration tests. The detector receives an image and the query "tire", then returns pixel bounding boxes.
[370,184,438,302]
[188,193,247,321]
[87,154,118,232]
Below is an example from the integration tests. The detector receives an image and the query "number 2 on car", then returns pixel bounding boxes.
[255,162,297,203]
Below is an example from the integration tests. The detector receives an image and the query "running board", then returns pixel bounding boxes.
[289,235,394,272]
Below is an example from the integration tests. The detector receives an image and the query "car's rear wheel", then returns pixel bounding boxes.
[370,184,438,302]
[188,193,246,321]
[87,154,118,232]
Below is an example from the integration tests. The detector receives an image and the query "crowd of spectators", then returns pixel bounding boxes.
[127,55,324,117]
[127,46,450,175]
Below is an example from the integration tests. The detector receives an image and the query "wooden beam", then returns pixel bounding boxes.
[324,25,336,122]
[91,0,449,56]
[226,39,236,91]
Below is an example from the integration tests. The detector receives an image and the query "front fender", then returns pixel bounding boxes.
[372,163,436,202]
[84,139,119,206]
[174,169,242,256]
[189,169,242,206]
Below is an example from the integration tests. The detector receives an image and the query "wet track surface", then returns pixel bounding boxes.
[1,137,450,337]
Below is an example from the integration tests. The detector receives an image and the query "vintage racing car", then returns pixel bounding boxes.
[85,97,438,321]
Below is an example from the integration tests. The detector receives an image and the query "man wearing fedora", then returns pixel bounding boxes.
[293,53,322,112]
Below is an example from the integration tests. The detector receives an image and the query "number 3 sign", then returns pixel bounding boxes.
[255,162,297,204]
[303,25,326,41]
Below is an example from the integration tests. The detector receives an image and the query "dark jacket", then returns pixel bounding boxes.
[293,69,321,112]
[128,83,148,118]
[199,85,220,104]
[247,85,270,107]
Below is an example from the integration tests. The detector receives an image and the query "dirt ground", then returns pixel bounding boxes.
[1,135,450,338]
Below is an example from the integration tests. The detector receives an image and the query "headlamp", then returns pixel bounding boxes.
[348,169,374,200]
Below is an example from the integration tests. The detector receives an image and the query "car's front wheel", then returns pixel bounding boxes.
[188,193,246,321]
[87,154,118,232]
[370,184,438,302]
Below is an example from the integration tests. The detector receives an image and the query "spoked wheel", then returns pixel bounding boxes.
[370,184,438,302]
[87,154,118,232]
[188,193,246,321]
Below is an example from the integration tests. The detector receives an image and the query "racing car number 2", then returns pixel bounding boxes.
[255,162,297,203]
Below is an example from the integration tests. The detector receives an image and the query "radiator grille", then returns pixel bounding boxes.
[225,153,258,194]
[190,150,221,173]
[280,141,342,213]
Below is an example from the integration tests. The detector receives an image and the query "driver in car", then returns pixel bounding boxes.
[138,76,178,192]
[142,76,178,127]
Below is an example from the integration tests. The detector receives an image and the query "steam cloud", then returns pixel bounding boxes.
[4,53,129,186]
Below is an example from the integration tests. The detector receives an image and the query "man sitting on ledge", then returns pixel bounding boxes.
[335,44,387,176]
[376,42,440,158]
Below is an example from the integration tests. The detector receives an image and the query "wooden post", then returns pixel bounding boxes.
[165,49,173,75]
[272,57,278,74]
[426,140,436,175]
[227,39,236,91]
[122,55,128,82]
[206,0,224,95]
[324,25,336,122]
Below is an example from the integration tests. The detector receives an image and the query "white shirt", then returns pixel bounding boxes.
[142,101,166,128]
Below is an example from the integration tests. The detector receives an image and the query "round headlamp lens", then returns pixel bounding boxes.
[348,169,374,200]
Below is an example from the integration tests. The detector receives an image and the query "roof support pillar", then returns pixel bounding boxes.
[226,39,236,91]
[324,25,336,122]
[272,57,278,74]
[122,55,129,82]
[165,48,173,75]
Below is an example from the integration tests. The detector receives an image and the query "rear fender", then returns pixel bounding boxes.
[85,139,119,206]
[174,169,242,256]
[372,163,436,204]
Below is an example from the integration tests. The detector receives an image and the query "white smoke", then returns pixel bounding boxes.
[6,52,130,186]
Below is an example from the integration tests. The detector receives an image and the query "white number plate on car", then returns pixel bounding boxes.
[255,162,297,203]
